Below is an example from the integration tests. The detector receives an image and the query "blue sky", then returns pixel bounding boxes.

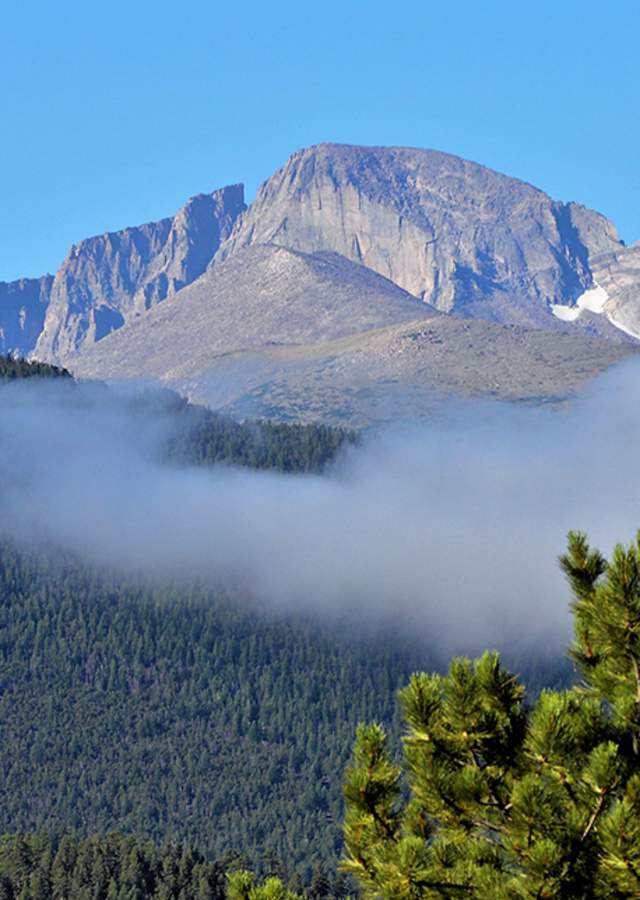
[1,0,638,281]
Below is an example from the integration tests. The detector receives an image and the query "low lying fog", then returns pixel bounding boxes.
[2,360,640,656]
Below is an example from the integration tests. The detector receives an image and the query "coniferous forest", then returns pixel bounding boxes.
[0,358,390,894]
[2,357,637,898]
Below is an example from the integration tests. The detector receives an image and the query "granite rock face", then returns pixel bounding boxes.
[0,275,53,357]
[217,144,622,327]
[35,185,246,362]
[3,142,637,392]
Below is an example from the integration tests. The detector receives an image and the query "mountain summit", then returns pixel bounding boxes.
[217,143,622,328]
[1,142,638,422]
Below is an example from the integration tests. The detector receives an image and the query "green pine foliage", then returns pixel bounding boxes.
[341,530,640,898]
[226,870,303,900]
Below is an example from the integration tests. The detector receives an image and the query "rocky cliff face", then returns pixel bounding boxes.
[35,185,245,362]
[0,275,53,356]
[3,143,636,371]
[217,144,622,328]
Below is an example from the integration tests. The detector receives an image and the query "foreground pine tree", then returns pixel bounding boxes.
[341,531,640,898]
[226,870,303,899]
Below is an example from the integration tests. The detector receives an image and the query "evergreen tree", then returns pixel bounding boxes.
[341,530,640,898]
[226,871,302,899]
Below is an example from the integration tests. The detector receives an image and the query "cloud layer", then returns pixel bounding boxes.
[2,361,640,658]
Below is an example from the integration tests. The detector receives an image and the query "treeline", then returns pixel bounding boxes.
[0,356,70,380]
[0,354,354,474]
[173,409,353,474]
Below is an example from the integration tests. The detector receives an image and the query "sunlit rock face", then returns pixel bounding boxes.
[70,242,435,383]
[69,242,638,428]
[591,243,640,340]
[34,185,246,362]
[216,143,621,328]
[3,142,637,386]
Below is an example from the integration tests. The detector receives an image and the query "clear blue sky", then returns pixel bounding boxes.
[1,0,638,281]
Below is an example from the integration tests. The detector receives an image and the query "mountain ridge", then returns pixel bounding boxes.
[2,142,639,422]
[33,184,246,362]
[0,274,53,357]
[70,242,436,384]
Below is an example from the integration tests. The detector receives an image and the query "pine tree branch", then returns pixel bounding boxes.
[581,791,607,843]
[624,650,640,756]
[471,817,506,835]
[622,855,640,886]
[468,746,510,813]
[413,881,472,895]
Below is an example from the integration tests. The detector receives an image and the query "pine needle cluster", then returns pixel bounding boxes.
[341,531,640,898]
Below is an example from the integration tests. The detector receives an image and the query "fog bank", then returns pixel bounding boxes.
[2,361,640,656]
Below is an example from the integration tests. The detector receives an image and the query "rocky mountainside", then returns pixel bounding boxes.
[33,185,245,362]
[177,321,633,427]
[72,244,637,427]
[2,141,639,423]
[71,244,435,382]
[216,144,625,331]
[0,275,53,356]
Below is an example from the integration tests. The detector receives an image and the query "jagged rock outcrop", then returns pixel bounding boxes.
[0,275,53,356]
[216,143,623,329]
[35,185,245,362]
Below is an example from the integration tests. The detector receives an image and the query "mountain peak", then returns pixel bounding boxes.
[216,144,620,325]
[1,142,636,382]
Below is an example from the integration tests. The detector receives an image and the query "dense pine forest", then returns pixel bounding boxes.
[0,833,228,900]
[0,357,71,381]
[0,356,383,892]
[169,405,353,474]
[0,540,419,888]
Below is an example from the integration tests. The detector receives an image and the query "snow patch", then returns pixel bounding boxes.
[552,281,610,322]
[607,313,640,341]
[551,304,581,322]
[551,281,640,342]
[577,283,609,314]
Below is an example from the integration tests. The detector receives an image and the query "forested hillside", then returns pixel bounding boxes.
[0,541,420,888]
[0,356,70,380]
[169,404,353,474]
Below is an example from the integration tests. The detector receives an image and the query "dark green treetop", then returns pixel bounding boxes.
[341,530,640,898]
